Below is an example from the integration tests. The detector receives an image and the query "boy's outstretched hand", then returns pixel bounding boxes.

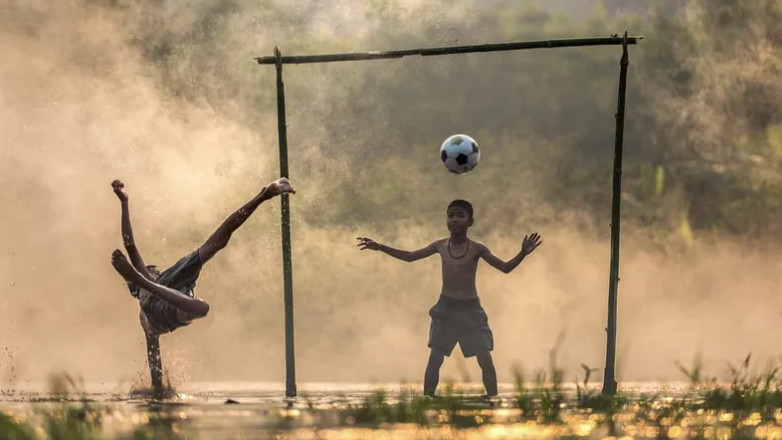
[356,237,381,251]
[521,232,542,256]
[111,179,128,202]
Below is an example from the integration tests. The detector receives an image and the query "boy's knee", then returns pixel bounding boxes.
[427,350,445,366]
[184,301,210,320]
[476,351,494,369]
[196,302,210,318]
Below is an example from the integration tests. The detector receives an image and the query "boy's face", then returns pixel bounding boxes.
[446,206,473,234]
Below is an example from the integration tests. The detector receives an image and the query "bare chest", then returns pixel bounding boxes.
[437,241,480,272]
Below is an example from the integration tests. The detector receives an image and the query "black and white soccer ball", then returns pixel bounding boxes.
[440,134,480,174]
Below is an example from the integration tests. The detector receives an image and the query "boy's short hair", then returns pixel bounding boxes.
[447,199,474,218]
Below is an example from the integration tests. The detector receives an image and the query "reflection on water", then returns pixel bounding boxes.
[1,382,780,439]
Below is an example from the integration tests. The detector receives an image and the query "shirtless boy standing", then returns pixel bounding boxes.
[357,199,541,396]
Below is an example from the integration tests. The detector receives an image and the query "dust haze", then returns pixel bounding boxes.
[1,0,781,392]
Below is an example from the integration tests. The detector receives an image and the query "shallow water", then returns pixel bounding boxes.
[0,381,770,439]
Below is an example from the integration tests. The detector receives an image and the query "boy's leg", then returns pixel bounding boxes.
[198,178,295,264]
[145,334,164,398]
[476,350,498,397]
[423,349,446,396]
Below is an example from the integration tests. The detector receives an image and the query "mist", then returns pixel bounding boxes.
[2,0,782,392]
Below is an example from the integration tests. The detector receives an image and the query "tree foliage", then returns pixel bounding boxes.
[125,0,782,242]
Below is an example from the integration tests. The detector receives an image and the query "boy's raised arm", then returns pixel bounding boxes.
[479,233,542,274]
[112,180,152,279]
[356,237,437,262]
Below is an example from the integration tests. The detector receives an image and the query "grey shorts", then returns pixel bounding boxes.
[156,250,203,294]
[428,295,494,358]
[141,250,204,335]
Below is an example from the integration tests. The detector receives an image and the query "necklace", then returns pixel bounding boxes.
[448,237,469,259]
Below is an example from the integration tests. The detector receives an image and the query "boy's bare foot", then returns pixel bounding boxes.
[129,384,177,401]
[482,394,498,407]
[111,249,144,285]
[265,177,296,197]
[111,179,128,202]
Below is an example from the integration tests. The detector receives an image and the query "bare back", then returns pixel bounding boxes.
[433,238,482,300]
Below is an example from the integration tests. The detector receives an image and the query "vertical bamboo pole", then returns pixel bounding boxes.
[275,47,297,398]
[602,33,629,396]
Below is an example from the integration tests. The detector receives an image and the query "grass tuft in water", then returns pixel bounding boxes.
[0,412,37,440]
[8,357,782,438]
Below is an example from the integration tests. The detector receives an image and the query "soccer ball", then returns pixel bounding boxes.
[440,134,480,174]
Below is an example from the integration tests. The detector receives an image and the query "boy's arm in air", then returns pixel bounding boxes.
[356,237,438,262]
[112,179,151,279]
[478,232,542,274]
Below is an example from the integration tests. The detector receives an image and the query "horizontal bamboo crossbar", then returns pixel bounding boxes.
[256,36,641,65]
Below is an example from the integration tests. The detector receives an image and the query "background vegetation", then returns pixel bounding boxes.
[126,0,782,245]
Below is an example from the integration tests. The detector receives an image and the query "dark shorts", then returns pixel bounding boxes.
[428,295,493,358]
[142,250,204,335]
[156,250,204,294]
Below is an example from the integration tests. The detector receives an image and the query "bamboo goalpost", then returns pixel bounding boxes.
[255,33,641,397]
